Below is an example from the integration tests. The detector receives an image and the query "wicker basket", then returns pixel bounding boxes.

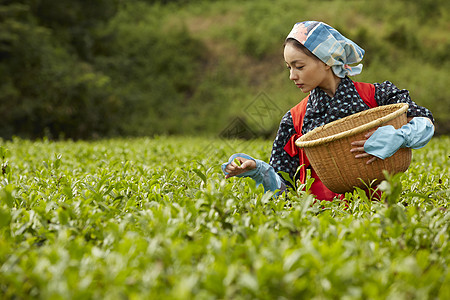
[295,103,411,194]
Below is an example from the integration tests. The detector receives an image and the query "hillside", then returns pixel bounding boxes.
[1,0,449,139]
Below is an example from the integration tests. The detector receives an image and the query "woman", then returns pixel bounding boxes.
[222,21,434,201]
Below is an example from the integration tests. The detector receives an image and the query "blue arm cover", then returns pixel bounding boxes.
[364,117,434,159]
[221,153,284,192]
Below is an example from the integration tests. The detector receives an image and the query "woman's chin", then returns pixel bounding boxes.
[300,87,310,93]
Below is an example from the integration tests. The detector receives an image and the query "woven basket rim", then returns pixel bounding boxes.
[295,103,409,148]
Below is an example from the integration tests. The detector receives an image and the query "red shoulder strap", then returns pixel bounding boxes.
[353,81,377,108]
[291,96,309,133]
[283,96,310,184]
[283,96,309,157]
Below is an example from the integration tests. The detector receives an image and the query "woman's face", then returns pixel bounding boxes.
[283,42,331,94]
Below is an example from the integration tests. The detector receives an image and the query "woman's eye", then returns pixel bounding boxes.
[296,66,304,70]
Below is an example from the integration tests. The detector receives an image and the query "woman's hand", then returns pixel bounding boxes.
[224,157,257,179]
[350,130,379,165]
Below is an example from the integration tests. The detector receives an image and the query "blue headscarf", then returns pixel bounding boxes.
[286,21,365,78]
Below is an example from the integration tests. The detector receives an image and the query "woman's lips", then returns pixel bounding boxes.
[296,84,304,89]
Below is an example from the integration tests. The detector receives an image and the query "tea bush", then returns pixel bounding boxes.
[0,136,448,299]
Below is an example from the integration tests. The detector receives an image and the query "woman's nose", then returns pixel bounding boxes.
[289,69,298,80]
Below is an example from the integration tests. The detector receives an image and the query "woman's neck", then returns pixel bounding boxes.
[320,74,342,98]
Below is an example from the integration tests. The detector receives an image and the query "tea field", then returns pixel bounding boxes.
[0,136,449,299]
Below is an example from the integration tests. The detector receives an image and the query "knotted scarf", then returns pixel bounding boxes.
[286,21,364,78]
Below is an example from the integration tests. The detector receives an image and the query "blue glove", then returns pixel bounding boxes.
[364,117,434,159]
[221,153,257,177]
[222,153,284,192]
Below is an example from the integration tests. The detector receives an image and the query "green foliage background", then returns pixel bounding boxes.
[1,0,449,139]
